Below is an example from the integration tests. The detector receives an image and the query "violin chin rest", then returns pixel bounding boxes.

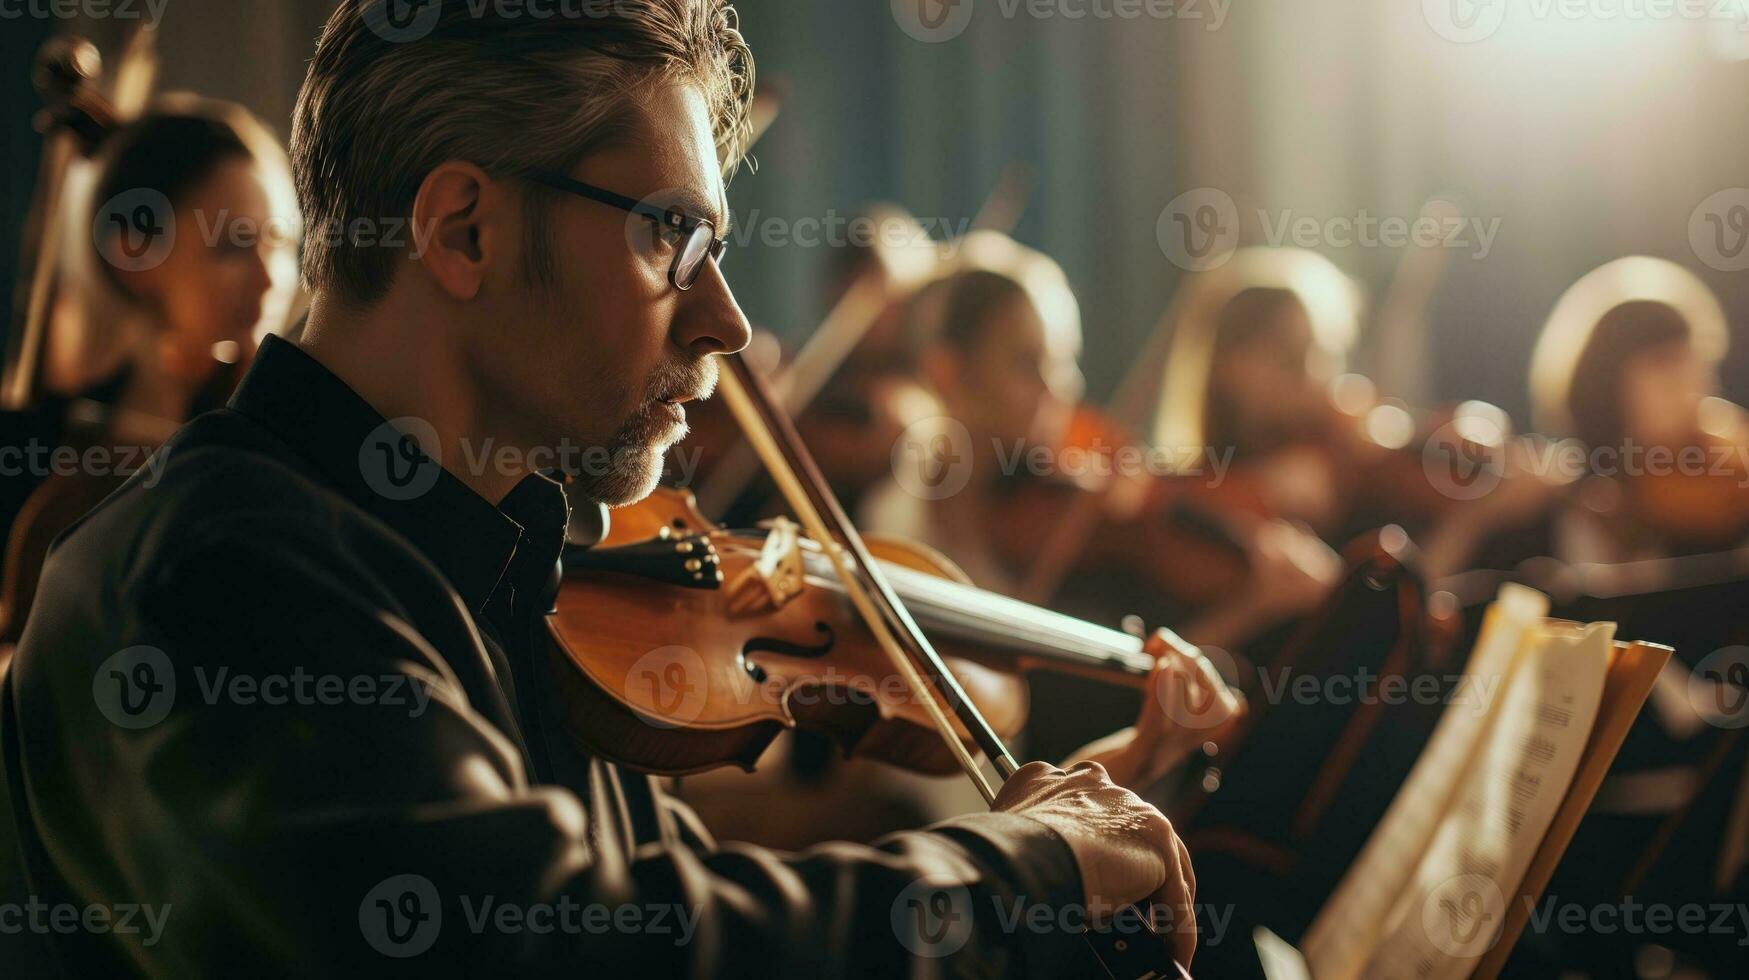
[566,500,611,549]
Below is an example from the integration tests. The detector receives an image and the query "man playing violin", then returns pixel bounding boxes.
[0,2,1232,975]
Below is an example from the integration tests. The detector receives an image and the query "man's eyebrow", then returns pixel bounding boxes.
[670,188,728,233]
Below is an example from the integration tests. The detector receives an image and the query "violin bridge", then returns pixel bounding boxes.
[735,516,806,610]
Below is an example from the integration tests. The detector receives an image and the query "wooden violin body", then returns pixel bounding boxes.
[545,488,1164,777]
[978,404,1260,607]
[1617,403,1749,550]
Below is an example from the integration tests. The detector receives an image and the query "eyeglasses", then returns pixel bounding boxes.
[522,168,728,291]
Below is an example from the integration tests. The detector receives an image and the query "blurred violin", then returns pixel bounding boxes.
[1606,397,1749,551]
[979,403,1261,609]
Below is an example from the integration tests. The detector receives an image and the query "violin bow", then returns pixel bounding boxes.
[714,350,1193,979]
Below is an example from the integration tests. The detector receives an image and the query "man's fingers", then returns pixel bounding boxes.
[1066,759,1107,778]
[1174,829,1196,900]
[992,760,1062,810]
[1147,861,1197,967]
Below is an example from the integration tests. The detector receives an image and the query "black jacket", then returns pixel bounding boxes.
[0,336,1086,978]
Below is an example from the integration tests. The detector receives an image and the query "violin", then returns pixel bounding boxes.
[1610,398,1749,551]
[979,403,1259,609]
[547,485,1166,776]
[1322,380,1527,532]
[545,351,1207,978]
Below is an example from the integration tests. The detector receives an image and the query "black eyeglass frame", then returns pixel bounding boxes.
[521,167,728,291]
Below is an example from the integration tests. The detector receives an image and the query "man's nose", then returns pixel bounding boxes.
[673,259,752,357]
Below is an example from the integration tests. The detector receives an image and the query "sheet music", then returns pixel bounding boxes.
[1360,619,1611,979]
[1301,585,1549,980]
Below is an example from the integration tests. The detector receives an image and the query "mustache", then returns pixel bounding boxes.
[645,355,718,404]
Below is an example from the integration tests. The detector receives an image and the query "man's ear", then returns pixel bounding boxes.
[410,161,504,301]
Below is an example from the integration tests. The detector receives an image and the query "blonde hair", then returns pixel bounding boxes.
[292,0,755,305]
[1151,247,1362,451]
[904,231,1083,363]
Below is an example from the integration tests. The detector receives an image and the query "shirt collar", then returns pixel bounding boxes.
[227,334,569,615]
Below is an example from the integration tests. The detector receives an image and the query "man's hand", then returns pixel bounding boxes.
[1065,630,1245,789]
[994,760,1198,965]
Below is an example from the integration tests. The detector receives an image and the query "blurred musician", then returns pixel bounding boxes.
[0,95,295,645]
[1151,248,1365,537]
[1150,246,1566,581]
[1527,256,1749,562]
[867,237,1334,650]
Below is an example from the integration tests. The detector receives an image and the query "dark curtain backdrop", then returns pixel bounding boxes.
[5,0,1746,422]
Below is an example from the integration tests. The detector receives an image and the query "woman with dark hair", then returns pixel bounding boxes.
[1151,248,1368,536]
[0,94,297,647]
[1528,256,1746,562]
[60,93,296,431]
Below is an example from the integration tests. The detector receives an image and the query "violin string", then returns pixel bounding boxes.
[715,353,1006,801]
[796,547,1154,676]
[727,355,1026,777]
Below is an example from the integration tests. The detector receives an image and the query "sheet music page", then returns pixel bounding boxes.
[1301,584,1549,980]
[1358,619,1613,980]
